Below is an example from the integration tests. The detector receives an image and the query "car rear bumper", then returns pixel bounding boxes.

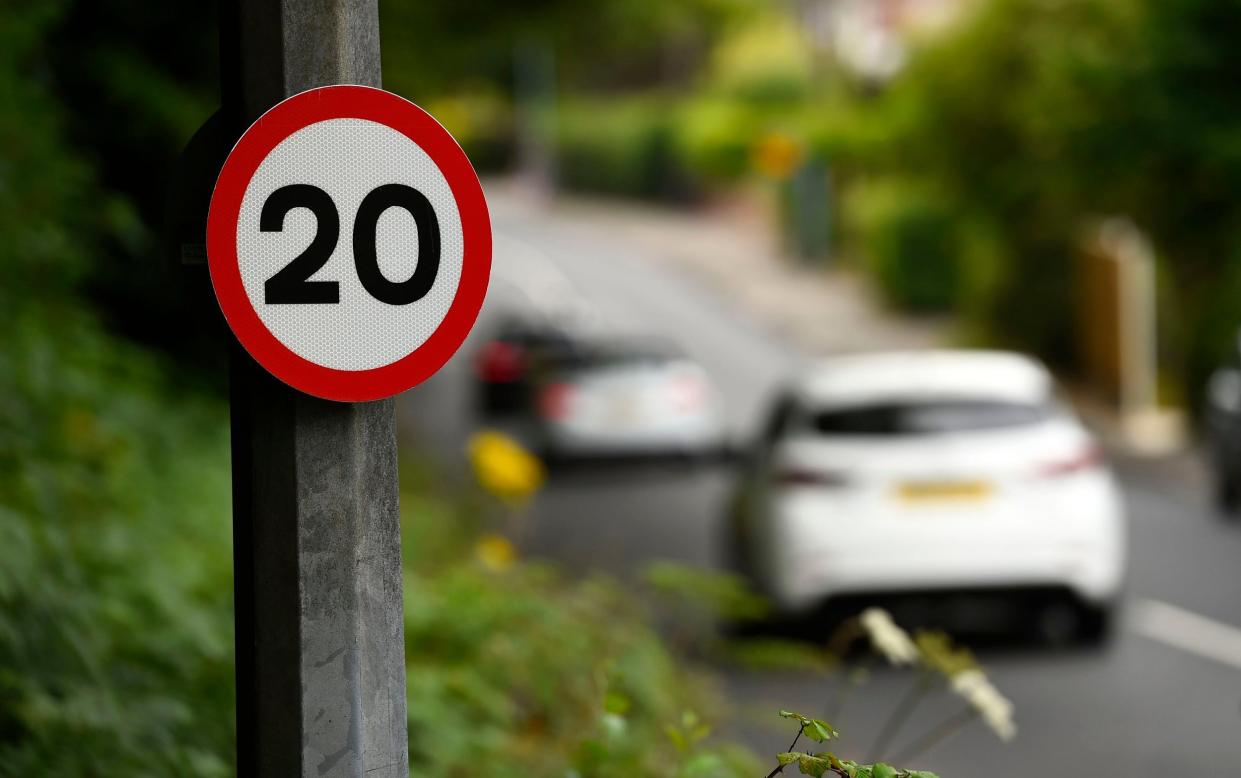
[764,483,1126,613]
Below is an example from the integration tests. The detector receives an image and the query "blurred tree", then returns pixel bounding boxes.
[834,0,1241,395]
[381,0,758,98]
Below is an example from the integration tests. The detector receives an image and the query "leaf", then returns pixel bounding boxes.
[872,764,897,778]
[805,718,839,742]
[777,752,803,766]
[780,710,810,722]
[603,691,630,715]
[798,754,832,777]
[823,753,844,770]
[665,724,686,751]
[689,723,713,742]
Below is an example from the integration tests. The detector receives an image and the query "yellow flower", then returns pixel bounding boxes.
[475,533,517,573]
[467,430,545,505]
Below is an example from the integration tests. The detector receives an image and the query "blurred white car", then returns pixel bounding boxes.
[533,338,724,460]
[727,350,1126,640]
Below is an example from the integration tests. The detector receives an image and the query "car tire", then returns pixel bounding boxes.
[1074,601,1116,646]
[721,500,753,581]
[1215,469,1241,516]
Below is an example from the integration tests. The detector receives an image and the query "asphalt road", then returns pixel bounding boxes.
[399,190,1241,777]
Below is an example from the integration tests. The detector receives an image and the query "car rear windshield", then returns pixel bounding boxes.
[551,343,681,371]
[811,400,1047,436]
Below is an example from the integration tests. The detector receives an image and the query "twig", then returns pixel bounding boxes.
[868,672,932,761]
[763,724,805,778]
[893,706,977,764]
[824,654,872,721]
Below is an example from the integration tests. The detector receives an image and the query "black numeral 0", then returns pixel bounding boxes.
[260,183,440,306]
[353,184,440,305]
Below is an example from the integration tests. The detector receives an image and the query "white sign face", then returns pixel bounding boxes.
[207,86,491,401]
[236,118,464,371]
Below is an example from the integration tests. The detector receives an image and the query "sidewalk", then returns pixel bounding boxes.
[487,178,949,357]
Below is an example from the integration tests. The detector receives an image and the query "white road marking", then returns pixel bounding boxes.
[1130,598,1241,670]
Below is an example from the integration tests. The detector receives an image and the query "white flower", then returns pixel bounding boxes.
[951,669,1016,741]
[859,608,919,665]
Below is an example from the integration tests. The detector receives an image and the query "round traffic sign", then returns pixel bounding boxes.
[207,85,491,401]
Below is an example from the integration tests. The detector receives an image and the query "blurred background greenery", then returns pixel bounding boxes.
[4,0,1241,773]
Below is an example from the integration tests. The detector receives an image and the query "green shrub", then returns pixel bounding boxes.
[1,8,236,771]
[846,181,962,312]
[673,97,763,182]
[555,97,700,202]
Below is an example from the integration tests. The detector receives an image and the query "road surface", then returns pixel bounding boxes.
[399,188,1241,777]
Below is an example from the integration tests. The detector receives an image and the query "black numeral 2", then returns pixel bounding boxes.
[260,183,441,306]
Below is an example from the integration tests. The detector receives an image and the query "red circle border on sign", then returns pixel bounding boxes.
[207,85,491,402]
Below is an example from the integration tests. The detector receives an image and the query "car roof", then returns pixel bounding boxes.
[792,350,1052,408]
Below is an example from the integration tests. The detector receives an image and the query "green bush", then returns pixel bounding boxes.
[705,14,814,104]
[847,181,963,312]
[1,8,235,771]
[555,98,700,202]
[673,97,763,182]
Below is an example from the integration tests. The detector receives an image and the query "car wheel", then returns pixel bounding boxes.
[1033,598,1114,647]
[721,500,753,580]
[1216,470,1241,516]
[1074,601,1116,646]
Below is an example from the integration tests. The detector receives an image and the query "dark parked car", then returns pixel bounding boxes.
[473,318,579,416]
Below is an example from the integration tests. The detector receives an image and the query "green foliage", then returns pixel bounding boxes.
[775,752,939,778]
[1,9,236,774]
[845,180,962,312]
[644,560,770,623]
[770,713,939,778]
[832,0,1241,390]
[778,711,838,743]
[555,97,700,202]
[706,14,815,104]
[400,559,756,777]
[397,496,757,777]
[674,97,765,181]
[382,0,758,99]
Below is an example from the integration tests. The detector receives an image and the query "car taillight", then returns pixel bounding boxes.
[476,341,525,383]
[538,382,577,421]
[668,374,707,412]
[1037,444,1104,478]
[775,467,850,488]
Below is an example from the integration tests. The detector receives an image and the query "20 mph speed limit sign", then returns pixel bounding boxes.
[207,85,491,401]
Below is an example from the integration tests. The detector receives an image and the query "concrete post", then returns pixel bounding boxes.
[219,2,408,776]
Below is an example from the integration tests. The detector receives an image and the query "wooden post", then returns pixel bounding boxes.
[218,2,408,775]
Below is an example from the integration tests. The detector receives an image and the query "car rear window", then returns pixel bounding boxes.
[811,400,1047,436]
[550,342,681,371]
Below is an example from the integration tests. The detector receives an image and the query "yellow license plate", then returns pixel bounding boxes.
[896,481,992,502]
[608,396,640,424]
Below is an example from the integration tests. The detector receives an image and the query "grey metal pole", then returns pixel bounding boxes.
[219,2,408,776]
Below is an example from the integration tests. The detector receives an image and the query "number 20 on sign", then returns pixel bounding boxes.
[207,85,491,402]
